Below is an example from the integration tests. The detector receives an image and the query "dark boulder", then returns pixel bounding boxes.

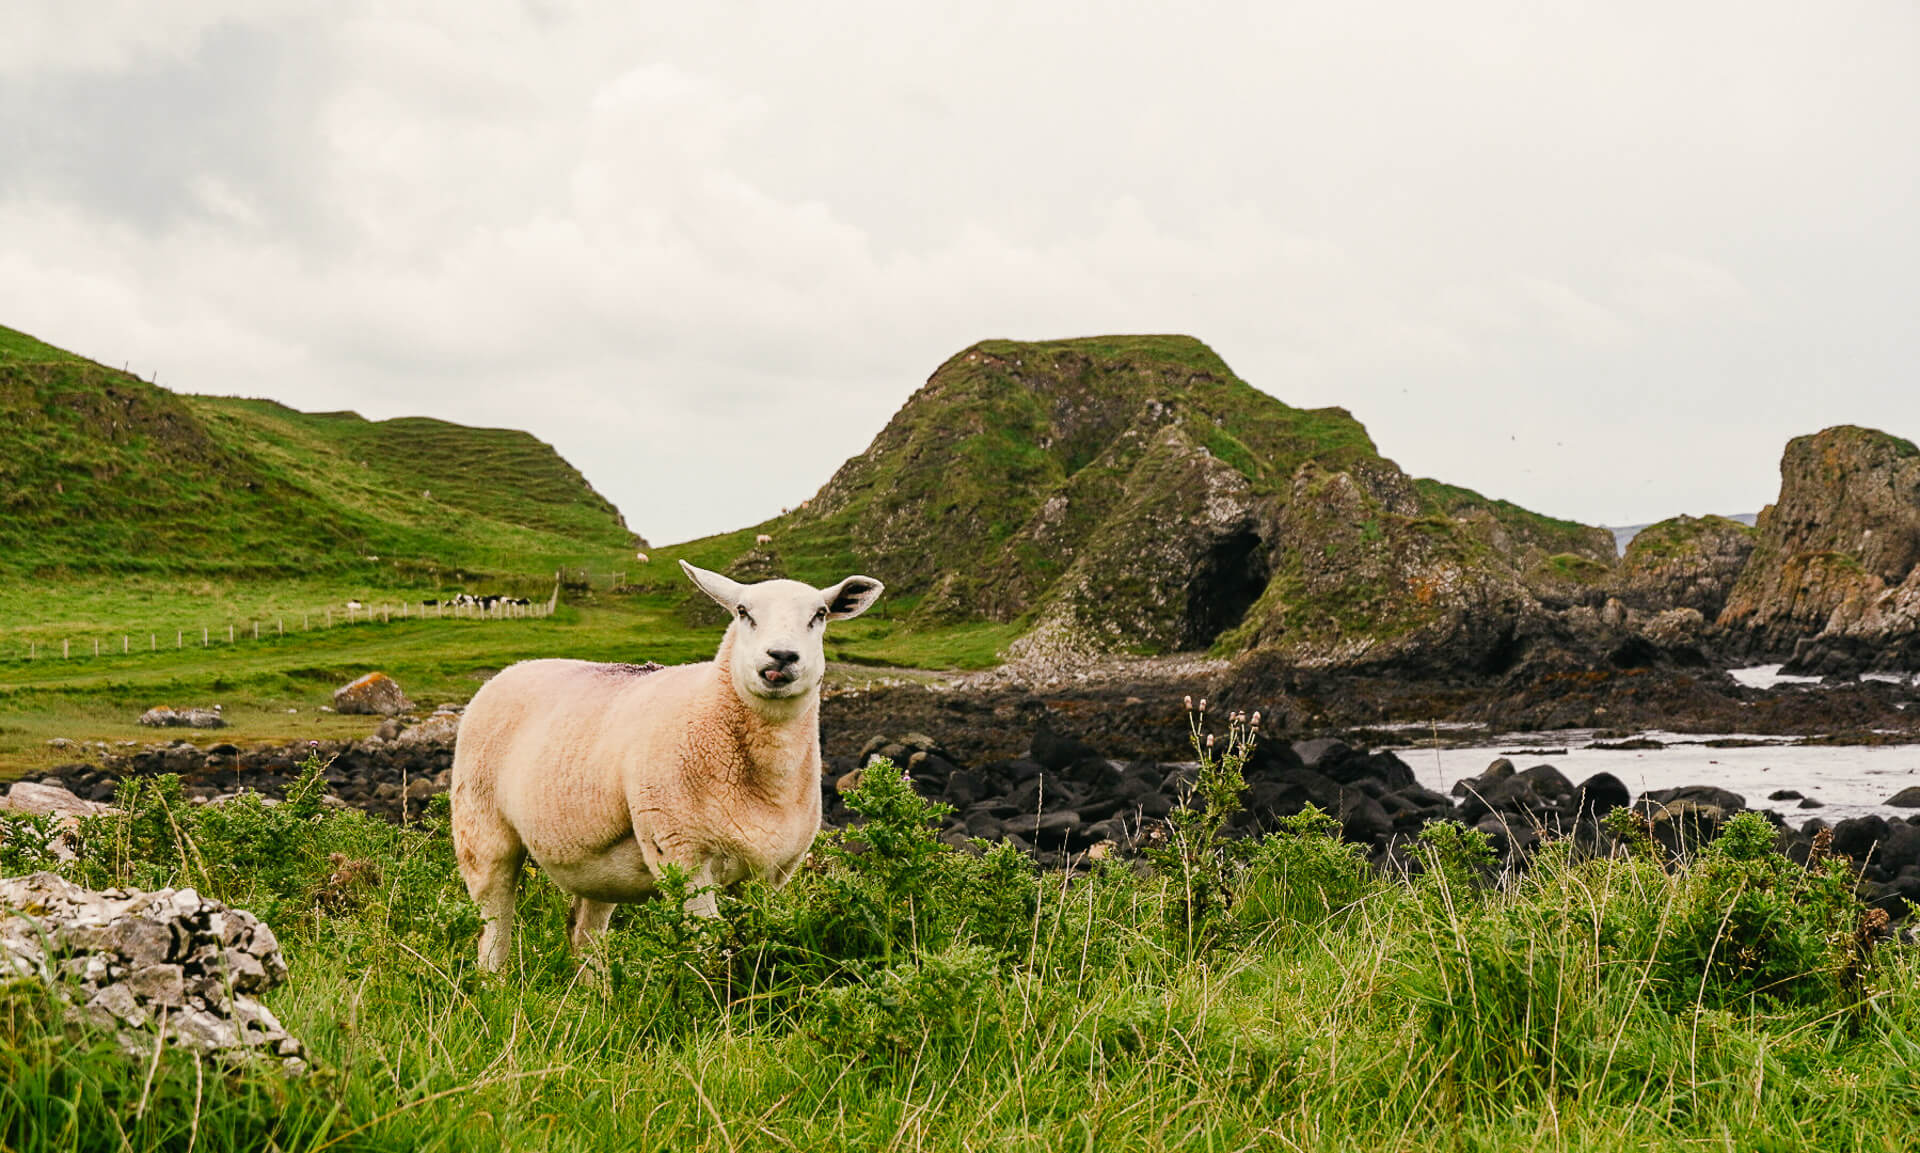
[1031,720,1100,771]
[1831,815,1889,861]
[1887,786,1920,808]
[1575,772,1631,819]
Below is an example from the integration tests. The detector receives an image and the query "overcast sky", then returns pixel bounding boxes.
[4,2,1916,546]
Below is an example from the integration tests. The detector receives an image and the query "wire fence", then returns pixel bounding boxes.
[7,583,562,665]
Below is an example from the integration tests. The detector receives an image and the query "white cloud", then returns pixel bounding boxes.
[2,0,1918,543]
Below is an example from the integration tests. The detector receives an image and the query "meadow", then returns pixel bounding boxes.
[2,731,1916,1152]
[0,573,1015,778]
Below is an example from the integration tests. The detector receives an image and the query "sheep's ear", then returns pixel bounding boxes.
[823,575,884,620]
[681,560,746,612]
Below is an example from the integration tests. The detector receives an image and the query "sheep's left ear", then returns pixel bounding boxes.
[823,575,884,620]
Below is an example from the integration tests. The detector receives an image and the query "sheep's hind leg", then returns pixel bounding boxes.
[567,897,617,951]
[458,829,526,973]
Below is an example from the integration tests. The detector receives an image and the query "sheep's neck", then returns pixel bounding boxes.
[706,637,820,801]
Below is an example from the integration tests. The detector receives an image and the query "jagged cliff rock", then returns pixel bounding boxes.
[1612,515,1757,617]
[1719,426,1920,670]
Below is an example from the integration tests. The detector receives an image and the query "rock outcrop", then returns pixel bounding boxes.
[0,872,307,1070]
[139,705,227,729]
[1719,426,1920,672]
[1613,515,1756,617]
[333,672,412,716]
[655,335,1614,675]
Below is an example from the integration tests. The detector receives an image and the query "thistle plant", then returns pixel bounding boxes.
[1143,695,1260,954]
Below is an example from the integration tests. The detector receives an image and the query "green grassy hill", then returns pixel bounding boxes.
[645,335,1614,666]
[0,324,638,581]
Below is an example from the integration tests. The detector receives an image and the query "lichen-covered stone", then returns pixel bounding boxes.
[0,872,306,1070]
[332,672,413,716]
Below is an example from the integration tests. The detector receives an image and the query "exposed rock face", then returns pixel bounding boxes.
[1223,461,1542,675]
[1613,515,1756,617]
[333,672,412,716]
[1720,426,1920,671]
[0,872,306,1071]
[139,705,228,729]
[1005,425,1269,665]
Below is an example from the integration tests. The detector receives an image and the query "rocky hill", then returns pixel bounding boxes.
[1720,425,1920,673]
[0,324,638,578]
[661,335,1616,673]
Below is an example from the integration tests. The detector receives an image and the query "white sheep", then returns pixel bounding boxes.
[635,551,650,563]
[450,560,883,970]
[755,533,773,545]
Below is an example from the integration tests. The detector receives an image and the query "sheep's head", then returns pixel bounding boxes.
[680,561,883,704]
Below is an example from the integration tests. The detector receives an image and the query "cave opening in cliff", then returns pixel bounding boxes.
[1184,530,1269,649]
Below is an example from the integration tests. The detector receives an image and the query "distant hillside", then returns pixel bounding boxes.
[655,335,1615,671]
[0,324,638,578]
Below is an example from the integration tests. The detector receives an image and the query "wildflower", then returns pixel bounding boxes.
[1184,695,1193,709]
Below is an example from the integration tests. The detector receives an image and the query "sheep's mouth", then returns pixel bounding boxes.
[758,666,797,687]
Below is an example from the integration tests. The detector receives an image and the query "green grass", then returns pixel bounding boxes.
[3,752,1915,1151]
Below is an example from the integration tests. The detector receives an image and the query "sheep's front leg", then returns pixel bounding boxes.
[683,861,721,918]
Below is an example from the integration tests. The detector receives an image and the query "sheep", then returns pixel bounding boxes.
[451,560,884,971]
[635,551,650,564]
[755,533,773,545]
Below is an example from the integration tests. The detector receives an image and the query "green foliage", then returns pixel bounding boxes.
[807,942,1002,1059]
[1235,805,1379,935]
[0,812,59,874]
[1141,702,1259,954]
[1415,818,1498,891]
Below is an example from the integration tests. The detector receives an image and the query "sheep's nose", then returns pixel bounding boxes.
[767,649,800,667]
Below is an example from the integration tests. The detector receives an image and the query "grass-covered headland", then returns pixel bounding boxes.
[3,715,1916,1152]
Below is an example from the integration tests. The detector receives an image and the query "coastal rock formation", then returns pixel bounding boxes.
[1613,515,1756,617]
[664,335,1614,674]
[1720,426,1920,671]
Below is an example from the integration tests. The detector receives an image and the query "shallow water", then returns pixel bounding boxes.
[1410,732,1920,827]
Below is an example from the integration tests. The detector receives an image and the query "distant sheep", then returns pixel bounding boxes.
[755,533,773,545]
[451,561,884,969]
[635,552,650,564]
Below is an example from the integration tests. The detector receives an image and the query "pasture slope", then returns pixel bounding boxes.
[0,323,638,582]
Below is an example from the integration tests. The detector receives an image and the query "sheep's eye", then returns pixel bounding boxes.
[811,607,827,627]
[736,605,752,624]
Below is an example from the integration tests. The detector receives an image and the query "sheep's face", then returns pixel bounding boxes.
[680,562,884,703]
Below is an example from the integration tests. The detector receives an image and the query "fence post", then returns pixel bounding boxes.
[150,634,155,650]
[177,630,183,649]
[228,624,234,643]
[279,619,284,636]
[253,621,259,641]
[64,640,69,659]
[203,627,208,647]
[123,635,128,653]
[29,642,34,659]
[94,639,99,657]
[326,608,332,628]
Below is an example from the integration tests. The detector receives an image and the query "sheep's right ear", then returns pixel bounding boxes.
[681,560,746,613]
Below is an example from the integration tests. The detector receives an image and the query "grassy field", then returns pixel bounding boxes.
[0,576,1013,777]
[2,746,1915,1151]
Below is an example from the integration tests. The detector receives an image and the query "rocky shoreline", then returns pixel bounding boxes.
[10,685,1920,920]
